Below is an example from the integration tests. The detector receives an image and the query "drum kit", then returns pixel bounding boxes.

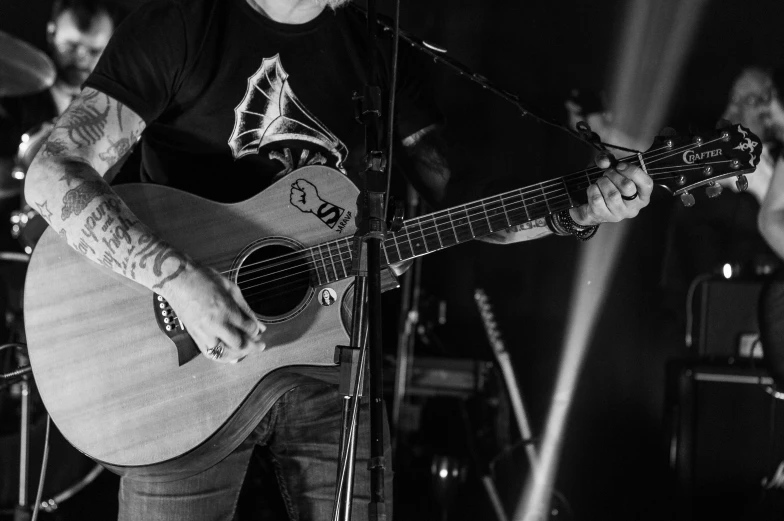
[0,30,107,520]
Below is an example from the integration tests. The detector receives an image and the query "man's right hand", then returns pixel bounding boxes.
[163,263,266,364]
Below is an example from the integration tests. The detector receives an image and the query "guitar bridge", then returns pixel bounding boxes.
[153,294,200,365]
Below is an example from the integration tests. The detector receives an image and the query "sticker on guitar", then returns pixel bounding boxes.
[289,179,351,232]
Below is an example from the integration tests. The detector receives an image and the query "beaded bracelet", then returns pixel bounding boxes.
[551,210,600,241]
[545,213,570,236]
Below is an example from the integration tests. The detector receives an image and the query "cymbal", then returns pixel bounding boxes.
[0,31,55,98]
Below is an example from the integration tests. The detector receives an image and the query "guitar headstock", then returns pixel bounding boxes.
[473,288,506,355]
[643,123,762,206]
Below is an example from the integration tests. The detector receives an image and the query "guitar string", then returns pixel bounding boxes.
[229,159,732,293]
[172,136,743,301]
[220,136,728,281]
[215,135,723,281]
[235,160,736,301]
[222,133,731,279]
[235,161,730,300]
[232,163,736,304]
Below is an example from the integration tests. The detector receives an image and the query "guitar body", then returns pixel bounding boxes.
[24,166,361,480]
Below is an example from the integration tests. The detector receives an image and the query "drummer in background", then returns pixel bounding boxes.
[0,0,119,251]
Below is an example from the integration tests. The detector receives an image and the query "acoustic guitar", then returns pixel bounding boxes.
[23,124,761,480]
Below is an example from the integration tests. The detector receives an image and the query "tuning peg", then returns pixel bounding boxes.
[735,175,749,192]
[715,118,732,130]
[706,182,723,198]
[680,192,695,207]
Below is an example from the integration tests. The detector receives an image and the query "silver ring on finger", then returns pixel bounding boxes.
[621,191,639,201]
[206,340,225,360]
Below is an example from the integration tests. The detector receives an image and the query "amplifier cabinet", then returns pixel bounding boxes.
[694,279,763,358]
[667,362,784,520]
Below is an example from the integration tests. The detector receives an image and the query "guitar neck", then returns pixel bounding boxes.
[307,166,603,286]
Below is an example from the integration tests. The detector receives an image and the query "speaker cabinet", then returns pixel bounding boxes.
[694,279,763,358]
[667,362,784,520]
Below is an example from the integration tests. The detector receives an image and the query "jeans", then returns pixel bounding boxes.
[118,381,392,521]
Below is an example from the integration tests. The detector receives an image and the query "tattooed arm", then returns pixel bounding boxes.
[401,124,552,243]
[25,88,264,362]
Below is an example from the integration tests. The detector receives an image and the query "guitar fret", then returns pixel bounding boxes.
[381,239,391,266]
[447,209,458,243]
[342,239,354,277]
[335,240,348,279]
[409,220,429,254]
[467,202,490,237]
[310,248,324,285]
[562,177,574,207]
[450,206,473,242]
[520,190,530,221]
[322,244,337,282]
[428,215,444,249]
[405,223,417,254]
[483,196,509,232]
[318,245,331,282]
[540,184,551,214]
[396,229,415,260]
[499,196,511,227]
[391,233,403,261]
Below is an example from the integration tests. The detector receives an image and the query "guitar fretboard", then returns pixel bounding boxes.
[306,174,591,285]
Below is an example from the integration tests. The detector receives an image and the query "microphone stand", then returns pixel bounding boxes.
[332,1,390,520]
[1,343,33,521]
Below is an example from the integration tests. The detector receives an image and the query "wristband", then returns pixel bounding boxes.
[553,210,600,241]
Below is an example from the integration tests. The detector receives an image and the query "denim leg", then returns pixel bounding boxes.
[268,383,393,521]
[118,402,279,521]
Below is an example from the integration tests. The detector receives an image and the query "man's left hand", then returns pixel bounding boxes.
[570,160,654,226]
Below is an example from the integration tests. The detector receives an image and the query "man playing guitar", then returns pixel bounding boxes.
[23,0,653,518]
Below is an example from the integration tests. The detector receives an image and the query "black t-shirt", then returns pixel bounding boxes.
[85,0,440,203]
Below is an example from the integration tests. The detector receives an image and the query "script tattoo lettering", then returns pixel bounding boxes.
[74,236,96,256]
[79,198,122,241]
[62,90,109,147]
[61,180,112,221]
[96,215,138,275]
[136,234,188,289]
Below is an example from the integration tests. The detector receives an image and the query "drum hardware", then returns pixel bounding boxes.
[0,31,55,98]
[0,255,104,519]
[0,343,34,521]
[10,210,38,256]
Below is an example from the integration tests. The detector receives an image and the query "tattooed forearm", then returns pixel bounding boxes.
[24,87,175,293]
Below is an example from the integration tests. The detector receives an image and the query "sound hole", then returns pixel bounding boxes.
[236,243,313,320]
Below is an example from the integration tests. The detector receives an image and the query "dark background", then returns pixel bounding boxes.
[4,0,784,519]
